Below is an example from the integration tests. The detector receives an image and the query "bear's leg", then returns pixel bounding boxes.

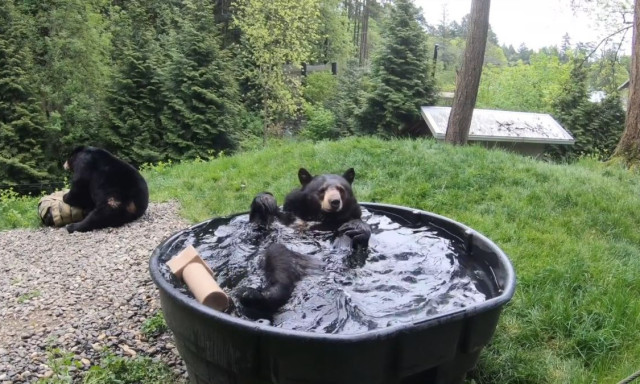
[237,244,317,319]
[65,204,128,233]
[63,181,93,209]
[338,219,372,248]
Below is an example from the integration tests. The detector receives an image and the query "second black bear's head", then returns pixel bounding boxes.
[63,145,90,172]
[298,168,357,214]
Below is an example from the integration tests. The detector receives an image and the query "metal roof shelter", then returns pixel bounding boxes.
[420,106,575,156]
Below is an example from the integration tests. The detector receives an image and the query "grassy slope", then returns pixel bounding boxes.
[3,137,640,382]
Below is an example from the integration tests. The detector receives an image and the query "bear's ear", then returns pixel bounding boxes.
[343,168,355,184]
[298,168,313,186]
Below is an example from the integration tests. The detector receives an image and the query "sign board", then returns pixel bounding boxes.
[420,106,575,145]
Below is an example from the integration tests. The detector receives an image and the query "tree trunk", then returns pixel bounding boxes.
[613,0,640,163]
[444,0,491,145]
[359,0,369,66]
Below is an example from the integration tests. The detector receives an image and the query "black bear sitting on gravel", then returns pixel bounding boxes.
[238,168,371,318]
[62,146,149,233]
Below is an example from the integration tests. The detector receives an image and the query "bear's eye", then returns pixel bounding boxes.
[317,187,326,195]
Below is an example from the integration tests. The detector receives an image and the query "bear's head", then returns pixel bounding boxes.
[63,146,90,172]
[298,168,356,214]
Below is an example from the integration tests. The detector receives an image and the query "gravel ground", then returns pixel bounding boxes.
[0,202,190,383]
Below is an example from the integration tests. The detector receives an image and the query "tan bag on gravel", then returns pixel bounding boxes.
[38,190,85,227]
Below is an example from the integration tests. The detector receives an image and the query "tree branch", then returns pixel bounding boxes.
[578,24,633,68]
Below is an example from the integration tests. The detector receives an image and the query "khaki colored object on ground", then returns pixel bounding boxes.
[38,190,85,227]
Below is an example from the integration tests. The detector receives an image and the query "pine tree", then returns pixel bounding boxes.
[550,60,625,161]
[327,60,373,136]
[160,0,243,160]
[103,1,169,165]
[361,0,437,137]
[0,0,52,188]
[21,0,111,161]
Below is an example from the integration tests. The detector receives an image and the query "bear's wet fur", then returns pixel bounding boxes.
[238,168,370,319]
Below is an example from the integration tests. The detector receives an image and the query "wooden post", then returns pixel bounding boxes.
[444,0,491,145]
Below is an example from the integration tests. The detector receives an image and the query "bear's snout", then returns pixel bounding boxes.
[322,188,343,212]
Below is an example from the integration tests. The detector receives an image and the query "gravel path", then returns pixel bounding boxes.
[0,202,190,383]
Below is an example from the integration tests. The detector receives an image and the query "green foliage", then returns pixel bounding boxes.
[22,0,112,161]
[0,188,40,230]
[233,0,321,136]
[83,352,176,384]
[326,61,373,136]
[35,347,179,384]
[103,2,168,165]
[549,60,626,161]
[0,0,632,195]
[236,111,265,151]
[476,52,571,113]
[0,0,53,187]
[427,15,507,92]
[589,51,630,94]
[17,290,40,303]
[300,103,338,141]
[303,71,338,106]
[361,0,437,137]
[141,311,167,338]
[312,0,354,64]
[160,0,243,161]
[37,348,82,384]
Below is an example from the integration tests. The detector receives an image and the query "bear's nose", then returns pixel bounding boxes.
[330,199,341,209]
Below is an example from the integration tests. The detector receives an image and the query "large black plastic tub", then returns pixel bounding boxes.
[150,203,516,384]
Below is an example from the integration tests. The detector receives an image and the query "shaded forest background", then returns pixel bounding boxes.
[0,0,630,192]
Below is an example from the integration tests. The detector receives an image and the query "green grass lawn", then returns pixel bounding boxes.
[4,137,640,383]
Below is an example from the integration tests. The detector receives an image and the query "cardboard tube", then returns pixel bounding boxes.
[182,262,229,311]
[167,245,229,311]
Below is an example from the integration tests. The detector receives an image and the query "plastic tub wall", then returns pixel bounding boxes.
[149,203,516,384]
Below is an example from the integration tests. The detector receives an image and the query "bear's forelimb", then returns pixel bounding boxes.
[338,219,372,249]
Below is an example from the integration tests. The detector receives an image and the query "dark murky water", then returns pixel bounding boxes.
[158,208,497,335]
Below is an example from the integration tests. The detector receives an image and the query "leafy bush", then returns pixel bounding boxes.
[325,61,373,136]
[141,311,167,338]
[36,348,82,384]
[477,52,571,113]
[0,188,40,229]
[237,111,265,151]
[300,103,338,141]
[83,352,176,384]
[303,71,338,107]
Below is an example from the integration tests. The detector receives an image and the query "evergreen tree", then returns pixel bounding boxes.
[160,0,243,160]
[0,0,52,188]
[103,2,169,165]
[549,60,625,161]
[21,0,111,160]
[360,0,437,137]
[327,60,373,136]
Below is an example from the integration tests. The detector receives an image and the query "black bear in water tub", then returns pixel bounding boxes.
[237,167,371,319]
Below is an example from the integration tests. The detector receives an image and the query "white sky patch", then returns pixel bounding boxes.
[416,0,604,50]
